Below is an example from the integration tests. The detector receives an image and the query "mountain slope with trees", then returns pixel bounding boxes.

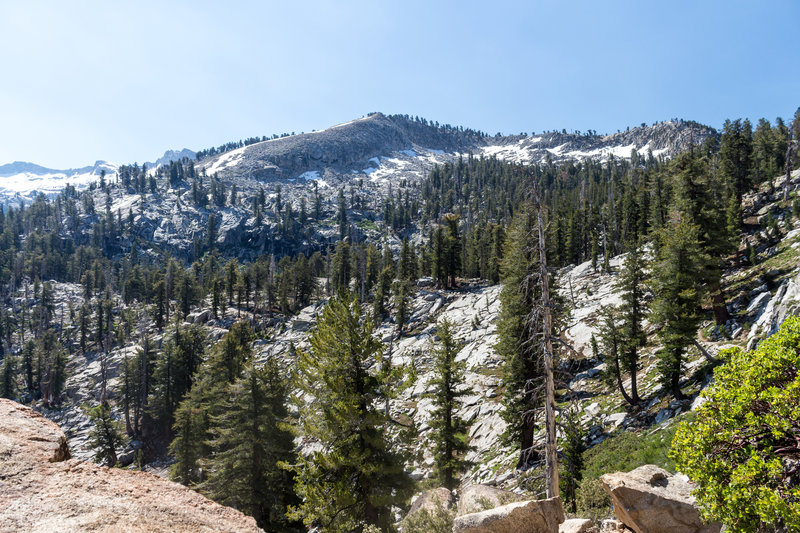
[0,108,798,530]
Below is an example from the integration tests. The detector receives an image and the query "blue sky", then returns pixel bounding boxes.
[1,1,797,168]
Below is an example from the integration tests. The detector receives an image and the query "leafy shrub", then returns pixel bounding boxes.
[575,478,612,520]
[582,426,678,483]
[671,316,800,531]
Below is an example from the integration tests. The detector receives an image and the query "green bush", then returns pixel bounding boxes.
[671,316,800,531]
[582,426,678,483]
[575,478,612,520]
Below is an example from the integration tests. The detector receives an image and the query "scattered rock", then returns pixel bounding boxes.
[187,309,211,324]
[597,519,632,532]
[600,464,721,533]
[0,399,262,533]
[453,497,564,533]
[653,408,672,424]
[604,412,627,429]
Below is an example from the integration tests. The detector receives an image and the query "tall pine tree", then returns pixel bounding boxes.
[291,296,413,532]
[426,317,472,490]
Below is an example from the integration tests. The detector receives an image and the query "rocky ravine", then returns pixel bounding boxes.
[0,398,261,533]
[255,282,511,484]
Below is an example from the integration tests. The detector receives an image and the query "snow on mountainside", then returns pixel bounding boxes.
[0,148,197,205]
[196,113,715,188]
[481,121,705,165]
[0,114,712,204]
[0,160,118,204]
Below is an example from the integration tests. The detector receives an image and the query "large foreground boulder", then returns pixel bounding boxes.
[453,497,564,533]
[600,464,721,533]
[0,399,261,533]
[408,487,454,516]
[560,518,597,533]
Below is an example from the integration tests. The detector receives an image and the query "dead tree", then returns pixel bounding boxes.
[534,182,559,500]
[519,175,560,499]
[785,135,796,202]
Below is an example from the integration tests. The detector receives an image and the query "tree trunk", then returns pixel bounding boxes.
[671,352,685,400]
[625,348,640,404]
[615,353,635,406]
[536,194,559,500]
[693,339,720,364]
[784,138,794,203]
[710,278,730,326]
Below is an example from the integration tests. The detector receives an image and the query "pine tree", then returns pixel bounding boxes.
[720,118,754,208]
[0,355,16,399]
[427,318,471,490]
[337,189,348,240]
[496,207,542,467]
[651,215,706,399]
[88,402,124,467]
[672,151,732,325]
[392,278,412,337]
[442,214,461,288]
[150,324,206,428]
[330,240,351,297]
[169,397,204,484]
[614,245,647,404]
[199,360,299,531]
[169,322,254,484]
[372,264,392,321]
[597,306,634,405]
[291,296,413,532]
[559,405,584,514]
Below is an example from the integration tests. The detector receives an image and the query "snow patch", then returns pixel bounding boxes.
[0,164,118,198]
[205,145,246,175]
[299,170,321,181]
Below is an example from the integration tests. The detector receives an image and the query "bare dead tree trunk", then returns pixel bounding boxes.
[693,339,720,364]
[785,137,795,203]
[535,185,559,500]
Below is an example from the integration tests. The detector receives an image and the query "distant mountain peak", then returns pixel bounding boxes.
[152,148,196,168]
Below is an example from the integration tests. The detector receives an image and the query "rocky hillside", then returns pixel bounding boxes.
[47,168,800,490]
[0,113,714,203]
[197,113,715,185]
[0,398,261,533]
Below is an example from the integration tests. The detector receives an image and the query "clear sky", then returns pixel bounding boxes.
[1,0,798,168]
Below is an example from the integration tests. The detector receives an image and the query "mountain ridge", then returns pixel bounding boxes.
[0,113,716,201]
[197,112,716,183]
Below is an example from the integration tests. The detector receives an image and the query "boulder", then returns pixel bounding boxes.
[407,487,454,517]
[457,484,523,516]
[189,309,211,324]
[0,398,261,532]
[453,497,564,533]
[600,464,721,533]
[560,518,597,533]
